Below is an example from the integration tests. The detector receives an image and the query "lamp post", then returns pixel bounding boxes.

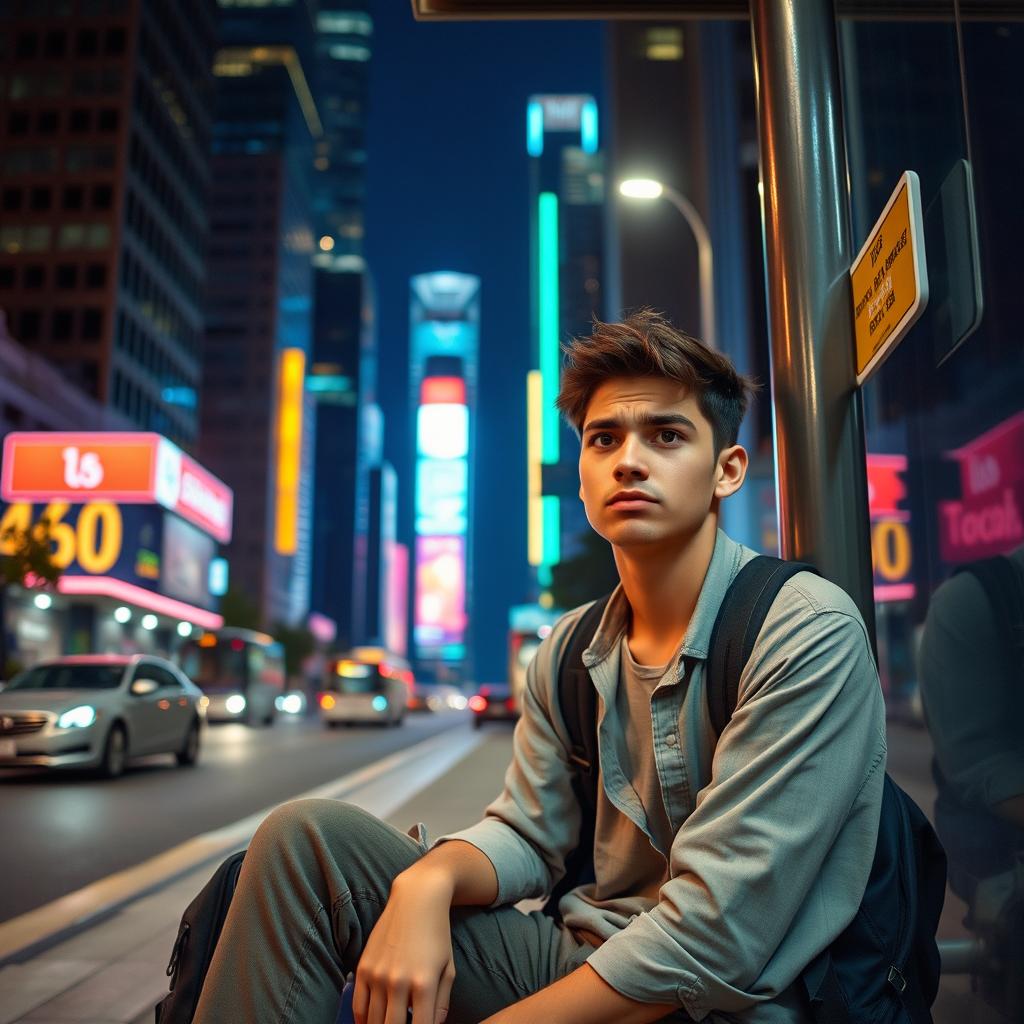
[618,178,716,350]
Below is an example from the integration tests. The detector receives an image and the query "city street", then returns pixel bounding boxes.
[0,710,469,924]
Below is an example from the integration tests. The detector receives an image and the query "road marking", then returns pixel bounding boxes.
[0,725,483,964]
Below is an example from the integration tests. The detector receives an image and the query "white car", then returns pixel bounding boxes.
[0,655,206,778]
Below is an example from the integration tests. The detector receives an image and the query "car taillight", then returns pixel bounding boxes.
[469,695,487,712]
[319,693,336,710]
[505,698,516,711]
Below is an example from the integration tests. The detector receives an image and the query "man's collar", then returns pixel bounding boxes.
[582,529,746,670]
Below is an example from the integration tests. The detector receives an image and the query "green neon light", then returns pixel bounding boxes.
[542,494,560,566]
[537,563,553,587]
[538,192,560,465]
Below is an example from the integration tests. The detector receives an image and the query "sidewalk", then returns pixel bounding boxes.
[0,724,515,1024]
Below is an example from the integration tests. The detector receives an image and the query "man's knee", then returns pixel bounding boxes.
[251,798,374,862]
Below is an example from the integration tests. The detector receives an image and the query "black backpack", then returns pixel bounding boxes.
[155,849,246,1023]
[548,555,947,1024]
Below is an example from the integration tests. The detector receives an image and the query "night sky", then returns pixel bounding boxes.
[364,6,606,681]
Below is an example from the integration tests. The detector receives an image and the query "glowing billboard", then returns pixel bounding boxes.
[414,536,466,649]
[1,432,233,543]
[274,348,306,555]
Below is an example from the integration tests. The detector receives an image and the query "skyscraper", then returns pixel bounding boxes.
[201,2,319,628]
[525,94,606,591]
[410,272,479,683]
[307,2,378,651]
[0,0,218,448]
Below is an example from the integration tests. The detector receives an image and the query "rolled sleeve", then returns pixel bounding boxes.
[591,583,886,1013]
[436,609,587,907]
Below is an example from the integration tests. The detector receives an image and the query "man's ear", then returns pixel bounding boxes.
[714,444,748,499]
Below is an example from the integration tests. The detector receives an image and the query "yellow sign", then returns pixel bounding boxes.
[850,171,929,385]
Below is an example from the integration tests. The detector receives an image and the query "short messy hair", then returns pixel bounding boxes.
[555,309,757,454]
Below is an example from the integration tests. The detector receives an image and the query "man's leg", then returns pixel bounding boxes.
[193,799,588,1024]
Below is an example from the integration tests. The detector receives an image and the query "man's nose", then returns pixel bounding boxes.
[613,436,648,479]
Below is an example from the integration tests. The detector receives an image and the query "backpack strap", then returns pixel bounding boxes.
[706,556,818,737]
[953,555,1024,675]
[544,593,611,918]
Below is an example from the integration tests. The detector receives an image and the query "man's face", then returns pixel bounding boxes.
[578,376,735,553]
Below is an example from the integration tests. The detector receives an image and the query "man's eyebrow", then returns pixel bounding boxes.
[582,412,698,434]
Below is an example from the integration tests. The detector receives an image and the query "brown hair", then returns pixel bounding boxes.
[556,309,757,453]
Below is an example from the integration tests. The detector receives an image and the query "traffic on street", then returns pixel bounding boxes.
[0,708,471,924]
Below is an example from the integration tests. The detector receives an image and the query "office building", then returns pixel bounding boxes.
[0,0,218,448]
[201,3,319,628]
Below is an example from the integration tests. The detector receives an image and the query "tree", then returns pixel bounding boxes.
[219,587,262,631]
[548,530,620,611]
[272,621,316,683]
[0,515,63,678]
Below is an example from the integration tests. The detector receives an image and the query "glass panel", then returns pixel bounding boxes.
[840,9,1024,1021]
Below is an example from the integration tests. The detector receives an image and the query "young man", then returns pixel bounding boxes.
[194,310,885,1024]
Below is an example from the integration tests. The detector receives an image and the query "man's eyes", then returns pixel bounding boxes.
[586,429,685,447]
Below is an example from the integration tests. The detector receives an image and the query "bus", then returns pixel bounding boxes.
[507,604,560,711]
[178,628,285,726]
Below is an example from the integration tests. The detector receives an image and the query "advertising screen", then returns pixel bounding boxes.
[161,512,216,609]
[416,459,468,536]
[0,499,163,591]
[413,535,465,650]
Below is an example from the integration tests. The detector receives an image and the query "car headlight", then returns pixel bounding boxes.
[57,705,97,729]
[225,695,247,715]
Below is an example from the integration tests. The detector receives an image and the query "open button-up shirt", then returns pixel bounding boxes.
[441,530,886,1022]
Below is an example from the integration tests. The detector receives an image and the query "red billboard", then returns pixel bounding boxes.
[938,411,1024,563]
[1,432,233,544]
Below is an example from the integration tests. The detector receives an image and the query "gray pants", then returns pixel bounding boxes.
[193,799,597,1024]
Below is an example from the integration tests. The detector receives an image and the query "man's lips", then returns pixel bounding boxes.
[606,491,658,507]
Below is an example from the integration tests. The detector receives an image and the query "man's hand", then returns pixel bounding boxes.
[354,840,498,1024]
[353,865,456,1024]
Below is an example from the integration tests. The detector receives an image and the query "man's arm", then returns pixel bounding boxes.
[482,964,676,1024]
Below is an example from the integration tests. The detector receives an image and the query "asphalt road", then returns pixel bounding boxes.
[0,710,468,923]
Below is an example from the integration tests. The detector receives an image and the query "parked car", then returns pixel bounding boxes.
[318,648,412,727]
[469,684,519,729]
[0,655,206,778]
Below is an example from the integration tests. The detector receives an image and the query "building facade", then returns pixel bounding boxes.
[201,2,319,628]
[0,0,218,448]
[525,94,606,593]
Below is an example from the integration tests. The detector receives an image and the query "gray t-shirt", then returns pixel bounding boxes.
[580,636,675,910]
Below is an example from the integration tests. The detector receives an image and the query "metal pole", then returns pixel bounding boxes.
[662,185,716,351]
[749,0,876,640]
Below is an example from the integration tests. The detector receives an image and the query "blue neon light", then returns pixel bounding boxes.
[580,99,598,154]
[372,695,388,712]
[527,100,544,157]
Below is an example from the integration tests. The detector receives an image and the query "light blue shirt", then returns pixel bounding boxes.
[442,531,886,1021]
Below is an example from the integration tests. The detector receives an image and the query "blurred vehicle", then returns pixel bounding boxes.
[318,648,412,727]
[0,655,205,778]
[274,690,307,717]
[407,682,468,713]
[507,606,557,712]
[178,628,284,726]
[469,684,519,729]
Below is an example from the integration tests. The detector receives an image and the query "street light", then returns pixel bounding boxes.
[618,178,716,350]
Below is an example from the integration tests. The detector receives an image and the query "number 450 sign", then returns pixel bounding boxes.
[0,501,123,575]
